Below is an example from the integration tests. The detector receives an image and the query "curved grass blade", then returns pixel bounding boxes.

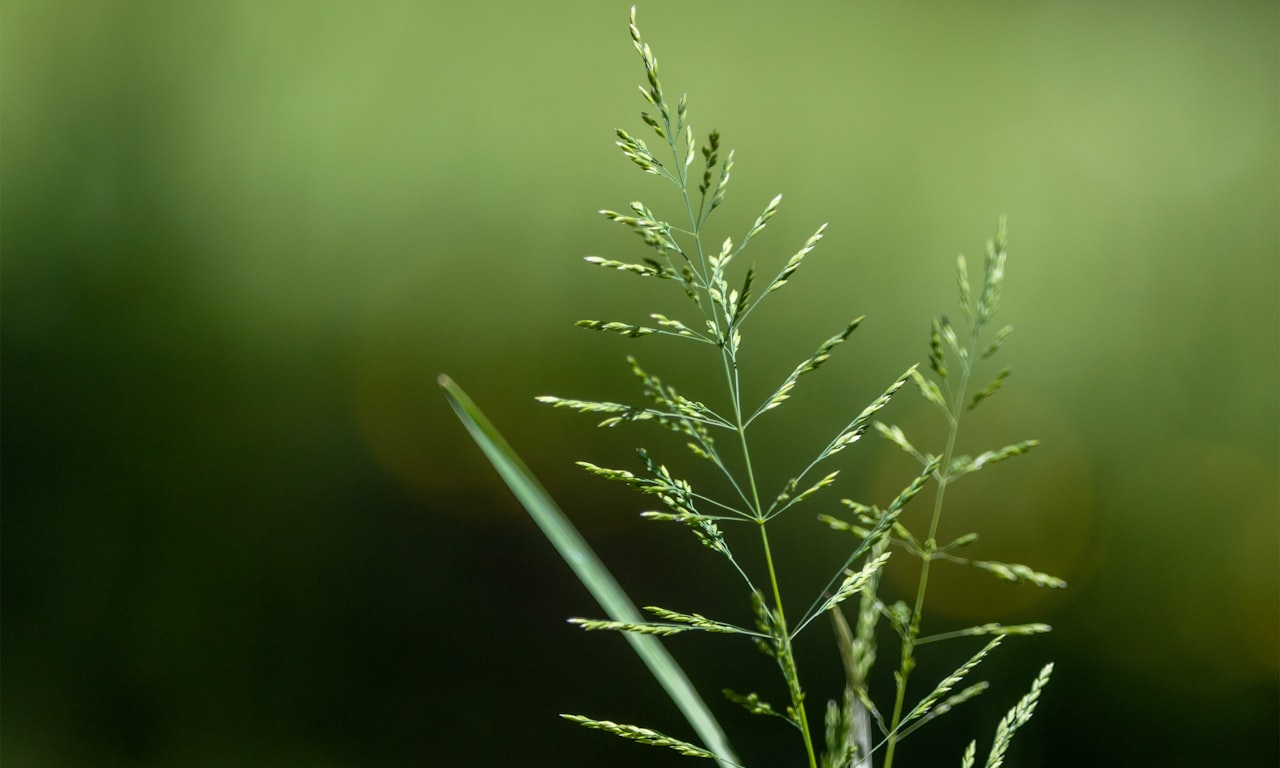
[439,374,740,768]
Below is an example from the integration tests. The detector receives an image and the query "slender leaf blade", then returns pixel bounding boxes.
[439,375,738,767]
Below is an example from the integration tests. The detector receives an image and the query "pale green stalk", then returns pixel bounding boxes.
[760,522,820,768]
[882,355,972,768]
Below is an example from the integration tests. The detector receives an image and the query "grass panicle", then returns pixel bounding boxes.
[873,215,1063,768]
[443,7,1060,767]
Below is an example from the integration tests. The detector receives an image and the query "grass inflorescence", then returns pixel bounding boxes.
[447,7,1064,767]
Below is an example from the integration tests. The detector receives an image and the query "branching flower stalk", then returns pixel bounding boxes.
[522,8,1064,767]
[881,222,1018,768]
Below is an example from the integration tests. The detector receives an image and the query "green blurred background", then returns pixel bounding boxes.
[3,1,1277,765]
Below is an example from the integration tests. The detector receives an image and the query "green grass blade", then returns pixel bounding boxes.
[439,374,740,768]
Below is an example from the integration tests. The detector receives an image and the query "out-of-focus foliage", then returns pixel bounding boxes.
[2,1,1276,766]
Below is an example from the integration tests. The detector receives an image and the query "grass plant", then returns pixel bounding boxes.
[442,8,1064,766]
